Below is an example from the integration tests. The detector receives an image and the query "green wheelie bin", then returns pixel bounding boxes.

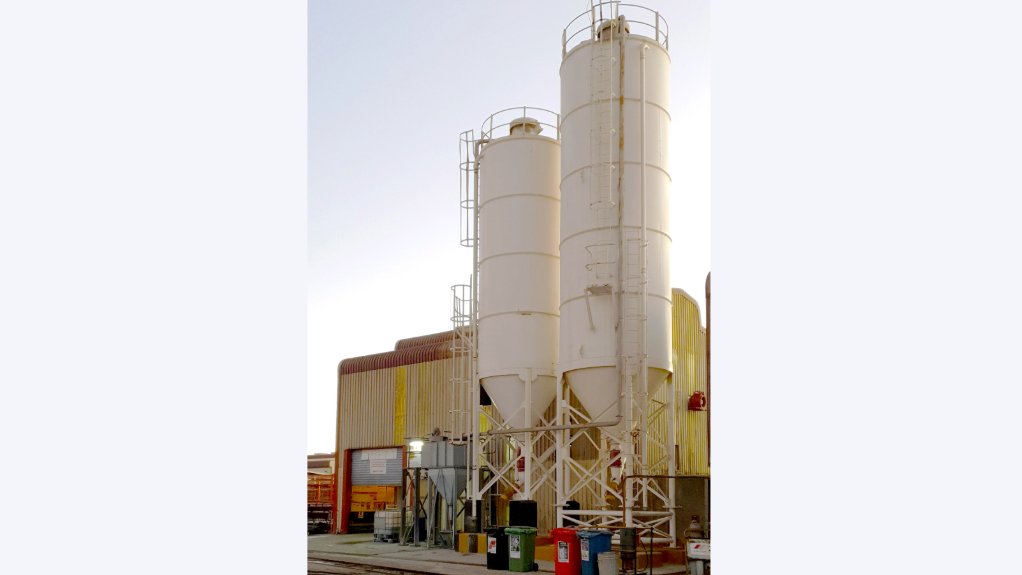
[506,526,538,572]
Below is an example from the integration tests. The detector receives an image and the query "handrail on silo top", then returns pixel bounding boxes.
[479,106,560,142]
[562,1,669,55]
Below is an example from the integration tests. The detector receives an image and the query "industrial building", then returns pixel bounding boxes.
[329,1,710,552]
[334,291,708,536]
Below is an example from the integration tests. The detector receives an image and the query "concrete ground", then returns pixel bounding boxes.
[307,534,686,575]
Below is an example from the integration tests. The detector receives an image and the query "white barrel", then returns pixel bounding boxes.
[478,117,560,429]
[559,20,673,428]
[597,551,620,575]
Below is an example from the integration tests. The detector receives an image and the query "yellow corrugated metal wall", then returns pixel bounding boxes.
[672,289,710,476]
[405,359,457,440]
[393,367,406,445]
[337,359,457,462]
[338,367,397,454]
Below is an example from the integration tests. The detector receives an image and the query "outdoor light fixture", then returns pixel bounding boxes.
[408,439,424,469]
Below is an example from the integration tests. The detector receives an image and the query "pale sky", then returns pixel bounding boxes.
[308,0,710,454]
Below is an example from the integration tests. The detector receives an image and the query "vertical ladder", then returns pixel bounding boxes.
[585,17,618,291]
[590,38,615,214]
[452,130,478,443]
[450,284,473,440]
[620,231,645,377]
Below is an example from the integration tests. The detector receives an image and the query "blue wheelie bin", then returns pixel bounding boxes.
[578,530,614,575]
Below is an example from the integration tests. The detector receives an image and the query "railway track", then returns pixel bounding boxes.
[308,556,433,575]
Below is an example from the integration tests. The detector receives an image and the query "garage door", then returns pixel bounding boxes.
[350,448,403,486]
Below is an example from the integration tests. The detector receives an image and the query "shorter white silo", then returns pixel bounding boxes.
[476,109,561,431]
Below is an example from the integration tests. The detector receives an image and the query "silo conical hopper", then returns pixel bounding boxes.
[477,113,561,430]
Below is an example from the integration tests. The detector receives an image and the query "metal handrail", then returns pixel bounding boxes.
[479,105,560,141]
[562,1,669,56]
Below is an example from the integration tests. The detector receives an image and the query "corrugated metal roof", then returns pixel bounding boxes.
[338,340,456,375]
[394,329,475,350]
[394,330,455,350]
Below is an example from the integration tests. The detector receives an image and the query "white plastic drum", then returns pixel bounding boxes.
[597,551,620,575]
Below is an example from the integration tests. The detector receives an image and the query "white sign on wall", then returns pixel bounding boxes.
[369,459,388,474]
[361,448,399,461]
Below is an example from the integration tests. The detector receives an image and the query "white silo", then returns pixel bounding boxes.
[476,110,561,433]
[559,8,673,434]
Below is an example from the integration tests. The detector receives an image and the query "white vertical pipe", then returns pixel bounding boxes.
[640,42,650,500]
[617,23,635,529]
[523,368,533,499]
[468,277,475,516]
[471,142,482,507]
[555,375,564,526]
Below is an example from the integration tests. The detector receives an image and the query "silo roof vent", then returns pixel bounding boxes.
[596,17,630,41]
[509,117,542,136]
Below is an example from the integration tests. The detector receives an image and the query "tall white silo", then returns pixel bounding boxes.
[477,111,561,432]
[559,10,673,435]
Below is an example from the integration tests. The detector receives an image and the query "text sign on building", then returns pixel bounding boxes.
[360,448,399,461]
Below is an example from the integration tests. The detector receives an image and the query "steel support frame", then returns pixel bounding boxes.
[472,401,557,515]
[554,374,677,542]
